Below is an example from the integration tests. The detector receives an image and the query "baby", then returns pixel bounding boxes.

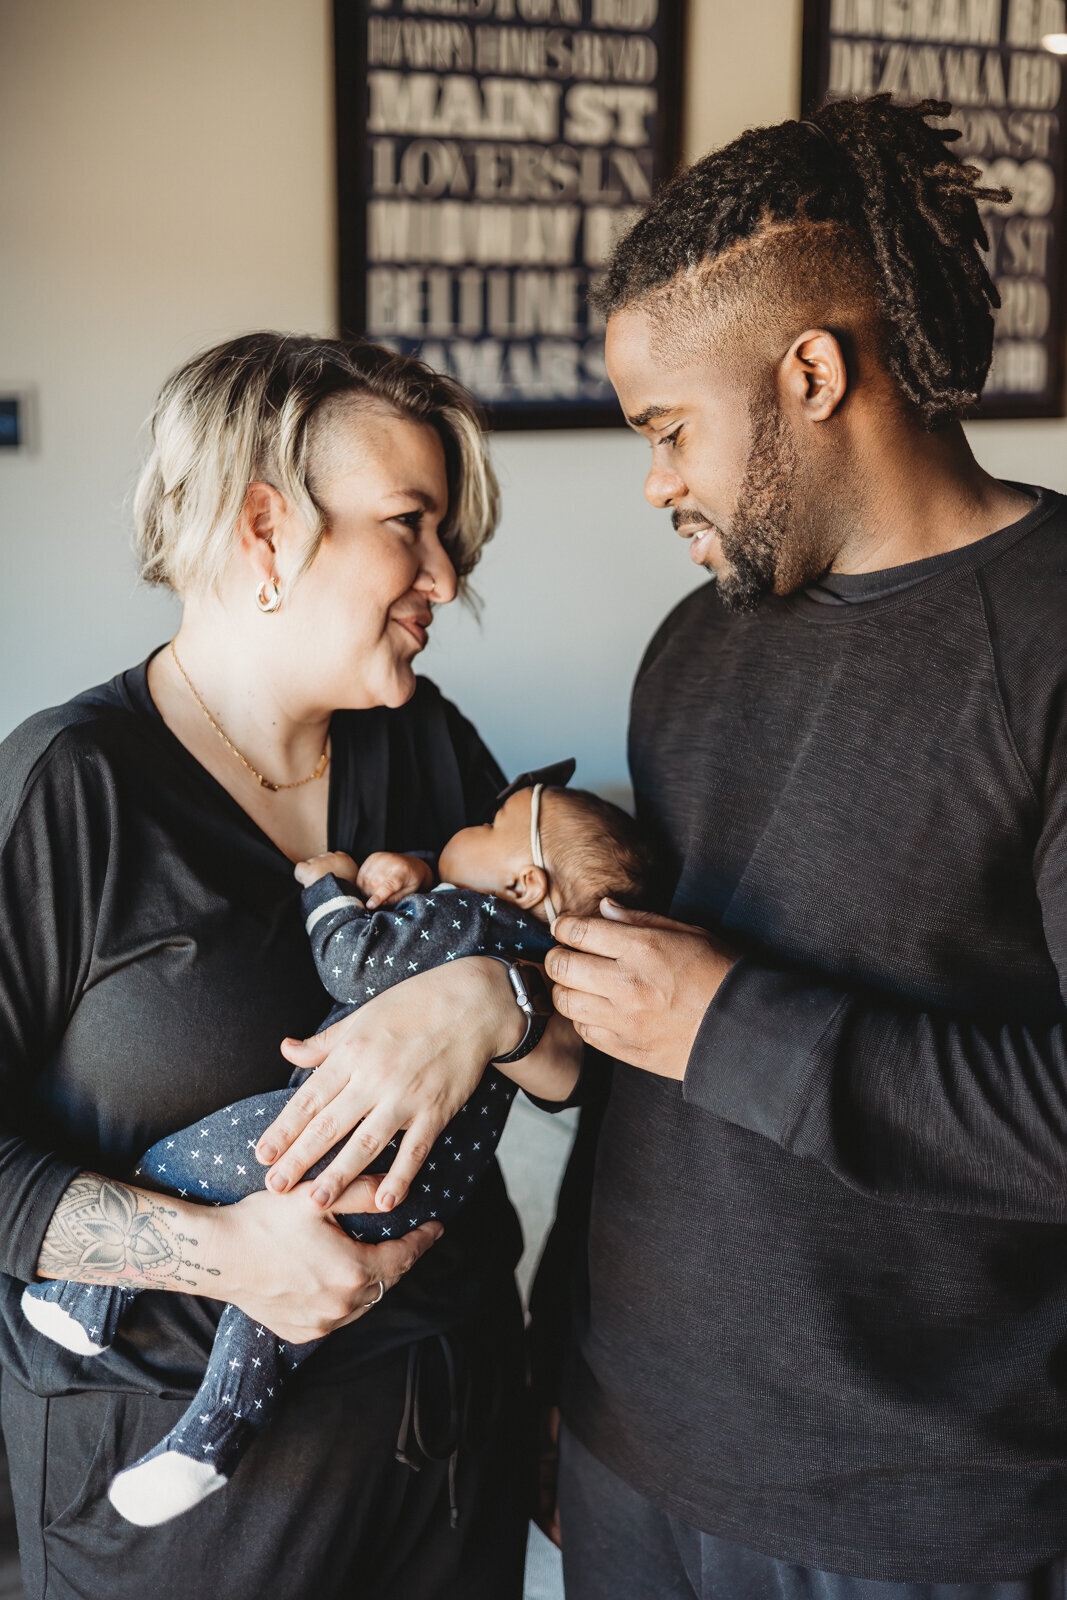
[22,761,659,1526]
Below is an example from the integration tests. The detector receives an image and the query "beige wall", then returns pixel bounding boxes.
[2,0,1065,783]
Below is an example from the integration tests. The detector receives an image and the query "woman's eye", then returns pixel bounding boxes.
[393,511,422,533]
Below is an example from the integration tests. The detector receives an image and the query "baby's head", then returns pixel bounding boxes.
[437,784,660,923]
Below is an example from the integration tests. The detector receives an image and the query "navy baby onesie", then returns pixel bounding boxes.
[23,877,554,1524]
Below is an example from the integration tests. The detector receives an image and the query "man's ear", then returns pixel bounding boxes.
[503,865,549,911]
[237,481,288,579]
[780,328,848,423]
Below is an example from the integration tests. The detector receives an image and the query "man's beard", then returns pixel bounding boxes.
[713,396,801,614]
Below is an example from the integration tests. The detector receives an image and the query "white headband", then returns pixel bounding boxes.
[529,783,557,924]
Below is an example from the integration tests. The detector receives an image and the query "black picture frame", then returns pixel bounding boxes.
[335,0,685,430]
[801,0,1067,421]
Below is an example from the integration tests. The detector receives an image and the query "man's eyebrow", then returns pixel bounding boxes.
[627,404,674,429]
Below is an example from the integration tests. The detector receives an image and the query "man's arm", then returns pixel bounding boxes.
[547,900,1067,1224]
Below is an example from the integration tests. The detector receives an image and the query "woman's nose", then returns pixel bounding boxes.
[644,463,686,509]
[415,534,458,606]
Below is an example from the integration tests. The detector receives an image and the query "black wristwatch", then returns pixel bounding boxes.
[490,960,553,1065]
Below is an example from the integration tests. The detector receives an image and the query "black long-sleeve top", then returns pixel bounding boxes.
[0,656,518,1400]
[563,488,1067,1582]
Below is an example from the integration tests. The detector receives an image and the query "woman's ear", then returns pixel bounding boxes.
[237,481,288,579]
[503,865,549,910]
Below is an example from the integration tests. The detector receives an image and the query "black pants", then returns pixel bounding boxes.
[2,1306,530,1600]
[558,1424,1067,1600]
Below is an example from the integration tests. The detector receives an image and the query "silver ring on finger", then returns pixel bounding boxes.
[368,1279,386,1307]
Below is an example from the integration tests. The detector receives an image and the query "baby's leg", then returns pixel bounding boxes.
[108,1304,322,1526]
[20,1279,139,1356]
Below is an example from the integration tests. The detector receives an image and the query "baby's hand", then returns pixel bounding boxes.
[294,851,361,889]
[356,852,433,909]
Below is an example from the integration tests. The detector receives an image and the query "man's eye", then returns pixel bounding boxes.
[662,427,683,451]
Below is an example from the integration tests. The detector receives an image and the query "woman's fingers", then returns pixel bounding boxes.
[256,1038,347,1165]
[375,1120,438,1212]
[267,1090,379,1199]
[340,1222,444,1324]
[327,1173,382,1215]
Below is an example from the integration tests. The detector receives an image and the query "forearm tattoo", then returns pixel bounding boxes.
[36,1174,221,1291]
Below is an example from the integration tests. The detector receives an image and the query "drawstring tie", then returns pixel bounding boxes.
[395,1333,464,1530]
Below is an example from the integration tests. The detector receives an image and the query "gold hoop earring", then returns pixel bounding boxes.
[256,577,281,614]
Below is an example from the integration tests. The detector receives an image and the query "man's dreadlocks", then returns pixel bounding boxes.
[593,96,1009,429]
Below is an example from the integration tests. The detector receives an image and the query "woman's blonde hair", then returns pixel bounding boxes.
[133,332,499,595]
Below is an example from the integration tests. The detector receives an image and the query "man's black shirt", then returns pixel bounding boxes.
[564,488,1067,1581]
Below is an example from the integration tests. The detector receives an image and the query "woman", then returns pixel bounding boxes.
[0,334,572,1599]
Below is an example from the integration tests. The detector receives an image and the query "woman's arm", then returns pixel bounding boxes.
[256,955,544,1211]
[494,1012,582,1105]
[34,1171,442,1344]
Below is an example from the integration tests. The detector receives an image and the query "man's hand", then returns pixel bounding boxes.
[545,901,735,1078]
[355,851,434,909]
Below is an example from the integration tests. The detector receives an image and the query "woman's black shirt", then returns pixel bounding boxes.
[0,656,519,1399]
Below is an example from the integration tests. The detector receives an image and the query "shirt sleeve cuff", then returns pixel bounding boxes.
[299,873,363,917]
[522,1054,589,1114]
[682,958,846,1143]
[1,1152,81,1283]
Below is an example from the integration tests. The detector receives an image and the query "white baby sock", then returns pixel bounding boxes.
[20,1286,110,1355]
[108,1449,227,1526]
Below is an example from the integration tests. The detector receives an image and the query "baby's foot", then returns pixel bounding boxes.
[108,1443,227,1526]
[20,1282,133,1356]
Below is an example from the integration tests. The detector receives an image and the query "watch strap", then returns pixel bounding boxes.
[490,958,552,1065]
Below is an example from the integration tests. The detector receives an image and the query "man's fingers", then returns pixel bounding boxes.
[600,899,704,936]
[550,982,617,1030]
[571,1019,624,1056]
[544,943,618,997]
[375,1121,437,1212]
[551,912,648,959]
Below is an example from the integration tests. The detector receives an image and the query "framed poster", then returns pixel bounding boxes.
[801,0,1067,418]
[335,0,684,429]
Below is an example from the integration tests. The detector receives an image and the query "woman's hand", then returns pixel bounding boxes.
[257,957,524,1213]
[210,1176,442,1344]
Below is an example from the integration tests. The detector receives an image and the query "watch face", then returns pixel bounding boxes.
[515,962,552,1017]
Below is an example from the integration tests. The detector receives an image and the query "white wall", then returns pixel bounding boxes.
[3,0,1066,789]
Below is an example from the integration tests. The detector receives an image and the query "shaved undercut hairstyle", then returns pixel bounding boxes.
[593,95,1009,428]
[134,333,499,595]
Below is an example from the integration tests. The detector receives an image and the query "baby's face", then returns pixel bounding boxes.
[438,789,534,896]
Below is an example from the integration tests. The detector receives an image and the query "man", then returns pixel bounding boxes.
[544,93,1067,1596]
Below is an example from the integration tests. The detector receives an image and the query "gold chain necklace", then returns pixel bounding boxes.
[169,642,330,793]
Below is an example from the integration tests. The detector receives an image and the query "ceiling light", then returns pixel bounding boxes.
[1041,31,1067,51]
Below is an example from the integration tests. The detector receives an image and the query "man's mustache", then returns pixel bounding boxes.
[671,509,711,532]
